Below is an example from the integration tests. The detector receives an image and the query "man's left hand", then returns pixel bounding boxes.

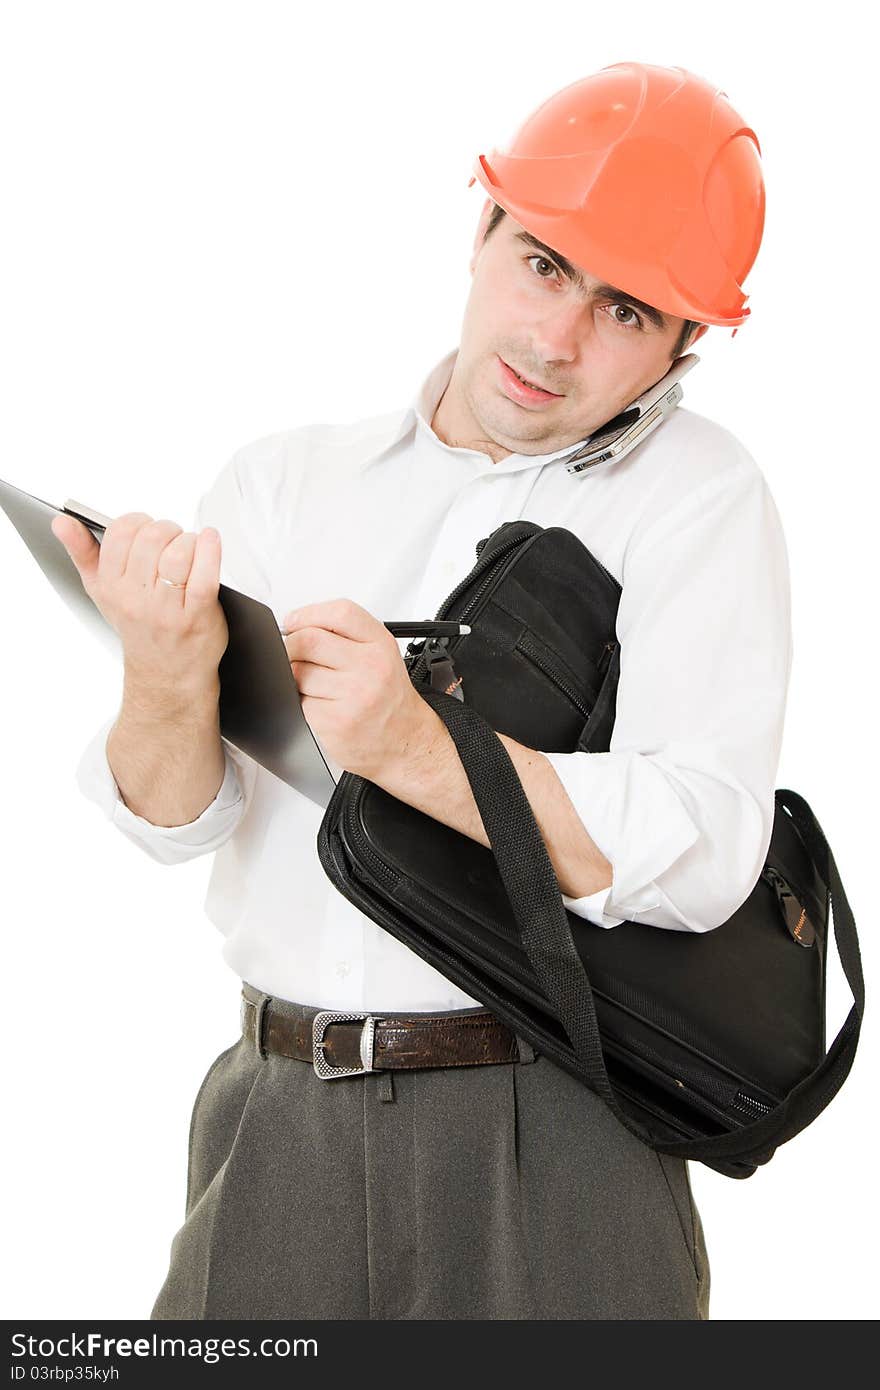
[281,598,434,780]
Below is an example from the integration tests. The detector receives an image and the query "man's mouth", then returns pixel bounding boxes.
[507,362,557,393]
[498,356,564,402]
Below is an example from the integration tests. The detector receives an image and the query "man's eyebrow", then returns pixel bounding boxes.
[512,229,670,331]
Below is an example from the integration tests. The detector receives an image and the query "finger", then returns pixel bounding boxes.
[124,519,185,590]
[183,528,222,609]
[50,515,101,586]
[154,530,198,594]
[281,597,380,643]
[283,625,354,671]
[97,513,156,582]
[288,659,338,699]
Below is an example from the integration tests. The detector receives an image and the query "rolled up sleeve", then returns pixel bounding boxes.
[543,460,792,932]
[75,714,252,865]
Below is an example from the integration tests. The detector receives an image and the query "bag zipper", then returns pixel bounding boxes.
[406,527,540,685]
[340,790,778,1126]
[597,640,617,677]
[514,630,593,720]
[456,530,538,625]
[406,526,620,702]
[600,1037,746,1127]
[601,1022,778,1118]
[730,1091,774,1119]
[761,865,816,947]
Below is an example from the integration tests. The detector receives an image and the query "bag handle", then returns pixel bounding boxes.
[419,689,865,1166]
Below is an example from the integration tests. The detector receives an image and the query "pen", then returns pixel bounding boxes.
[385,621,470,638]
[278,619,470,638]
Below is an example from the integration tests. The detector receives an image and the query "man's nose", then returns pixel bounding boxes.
[530,300,589,368]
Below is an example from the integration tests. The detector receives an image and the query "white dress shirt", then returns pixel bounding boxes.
[75,346,792,1011]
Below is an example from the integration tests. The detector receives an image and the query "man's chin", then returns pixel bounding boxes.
[481,405,562,451]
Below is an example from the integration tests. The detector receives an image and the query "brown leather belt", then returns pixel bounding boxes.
[240,992,533,1078]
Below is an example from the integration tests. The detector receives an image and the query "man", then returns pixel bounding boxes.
[53,62,790,1320]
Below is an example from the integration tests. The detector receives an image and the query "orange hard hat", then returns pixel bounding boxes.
[468,62,765,335]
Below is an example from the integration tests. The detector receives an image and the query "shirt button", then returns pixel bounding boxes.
[335,961,351,978]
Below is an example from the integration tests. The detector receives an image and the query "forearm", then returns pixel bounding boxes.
[106,671,225,828]
[375,705,613,899]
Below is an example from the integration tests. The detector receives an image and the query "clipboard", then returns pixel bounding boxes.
[0,475,337,808]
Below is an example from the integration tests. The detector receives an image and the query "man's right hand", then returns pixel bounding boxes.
[50,512,229,697]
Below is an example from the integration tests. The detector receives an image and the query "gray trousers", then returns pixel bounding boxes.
[151,985,711,1320]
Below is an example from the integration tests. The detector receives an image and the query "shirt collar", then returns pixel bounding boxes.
[409,346,601,475]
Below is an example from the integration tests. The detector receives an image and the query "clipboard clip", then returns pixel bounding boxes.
[61,498,112,541]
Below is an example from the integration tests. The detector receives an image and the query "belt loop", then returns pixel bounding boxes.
[253,993,272,1060]
[515,1034,537,1064]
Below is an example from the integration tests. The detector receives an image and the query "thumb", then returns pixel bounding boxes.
[51,514,101,585]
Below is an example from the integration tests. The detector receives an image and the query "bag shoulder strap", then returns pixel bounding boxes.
[419,690,865,1167]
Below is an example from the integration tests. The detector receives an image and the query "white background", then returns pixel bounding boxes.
[0,0,875,1322]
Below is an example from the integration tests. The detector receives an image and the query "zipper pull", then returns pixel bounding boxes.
[425,636,464,702]
[763,867,816,947]
[597,640,617,676]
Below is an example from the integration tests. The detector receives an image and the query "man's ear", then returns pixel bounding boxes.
[470,198,495,275]
[671,321,708,363]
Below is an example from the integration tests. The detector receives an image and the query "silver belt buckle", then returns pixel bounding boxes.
[312,1010,377,1079]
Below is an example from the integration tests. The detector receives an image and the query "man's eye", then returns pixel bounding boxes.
[526,254,562,283]
[605,303,643,330]
[524,256,644,331]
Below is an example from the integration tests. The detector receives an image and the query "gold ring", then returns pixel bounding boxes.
[157,575,187,589]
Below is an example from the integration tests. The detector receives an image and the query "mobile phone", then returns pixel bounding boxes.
[562,353,699,476]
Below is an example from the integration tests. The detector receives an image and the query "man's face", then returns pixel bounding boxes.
[434,201,706,462]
